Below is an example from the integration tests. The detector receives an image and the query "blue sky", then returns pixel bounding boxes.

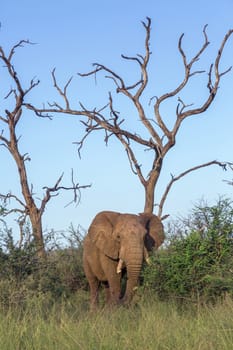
[1,0,233,236]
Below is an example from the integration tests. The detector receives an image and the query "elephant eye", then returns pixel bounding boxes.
[115,232,121,241]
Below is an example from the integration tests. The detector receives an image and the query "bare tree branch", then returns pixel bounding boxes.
[27,19,233,215]
[51,68,73,110]
[41,170,91,214]
[0,40,90,256]
[0,192,27,211]
[158,161,231,218]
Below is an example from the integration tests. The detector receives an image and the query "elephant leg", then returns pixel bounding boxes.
[102,281,111,304]
[89,277,101,310]
[107,274,122,305]
[99,256,122,305]
[84,263,100,310]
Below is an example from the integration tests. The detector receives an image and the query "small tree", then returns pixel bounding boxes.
[28,18,233,216]
[0,41,90,257]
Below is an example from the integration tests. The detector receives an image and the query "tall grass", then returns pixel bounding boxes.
[0,293,233,349]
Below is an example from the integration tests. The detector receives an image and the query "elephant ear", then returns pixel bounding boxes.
[88,211,120,259]
[139,213,165,251]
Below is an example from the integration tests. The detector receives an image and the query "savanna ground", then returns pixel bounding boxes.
[0,292,233,350]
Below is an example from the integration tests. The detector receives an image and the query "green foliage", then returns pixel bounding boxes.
[143,198,233,303]
[0,222,87,311]
[0,224,37,281]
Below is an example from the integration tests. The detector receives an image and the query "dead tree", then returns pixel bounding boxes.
[0,41,90,257]
[27,18,233,217]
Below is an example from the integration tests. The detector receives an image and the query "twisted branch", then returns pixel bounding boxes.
[158,161,231,218]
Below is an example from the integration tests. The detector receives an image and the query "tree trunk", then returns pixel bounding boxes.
[10,128,46,258]
[144,181,156,214]
[30,208,46,258]
[143,166,161,214]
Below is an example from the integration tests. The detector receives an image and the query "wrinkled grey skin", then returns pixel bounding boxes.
[83,211,164,309]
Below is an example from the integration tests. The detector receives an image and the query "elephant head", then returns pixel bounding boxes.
[88,211,164,258]
[84,210,164,306]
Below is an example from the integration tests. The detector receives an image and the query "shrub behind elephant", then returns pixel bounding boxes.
[83,211,164,308]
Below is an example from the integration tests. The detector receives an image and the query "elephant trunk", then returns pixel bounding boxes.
[123,263,142,303]
[120,247,144,304]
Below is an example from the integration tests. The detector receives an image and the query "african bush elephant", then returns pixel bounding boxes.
[83,211,164,309]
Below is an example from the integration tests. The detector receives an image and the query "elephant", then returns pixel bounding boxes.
[83,210,164,309]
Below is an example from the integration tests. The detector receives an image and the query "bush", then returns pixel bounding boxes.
[143,198,233,303]
[0,222,87,311]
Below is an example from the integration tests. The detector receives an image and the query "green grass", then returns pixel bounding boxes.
[0,293,233,350]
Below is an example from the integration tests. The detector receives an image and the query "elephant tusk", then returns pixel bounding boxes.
[117,258,124,274]
[144,246,150,264]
